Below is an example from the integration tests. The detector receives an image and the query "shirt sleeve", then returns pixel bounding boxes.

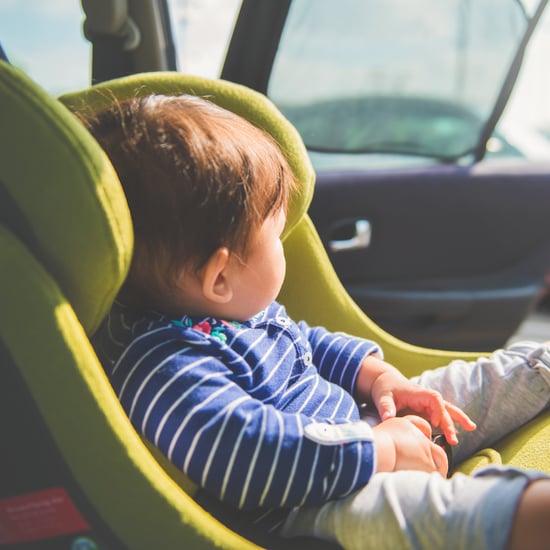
[297,320,381,396]
[109,328,376,511]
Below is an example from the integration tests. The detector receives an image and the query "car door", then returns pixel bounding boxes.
[221,0,550,351]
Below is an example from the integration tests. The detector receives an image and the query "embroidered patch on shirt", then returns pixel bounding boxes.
[172,318,242,343]
[304,421,374,446]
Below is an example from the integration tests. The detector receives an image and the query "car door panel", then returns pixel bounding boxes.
[309,161,550,350]
[345,284,538,351]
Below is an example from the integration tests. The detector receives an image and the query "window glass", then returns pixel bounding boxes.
[268,0,548,166]
[0,0,90,95]
[497,4,550,159]
[167,0,241,78]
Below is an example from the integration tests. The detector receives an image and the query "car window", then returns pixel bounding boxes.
[0,0,90,96]
[167,0,241,78]
[267,0,550,168]
[497,3,550,159]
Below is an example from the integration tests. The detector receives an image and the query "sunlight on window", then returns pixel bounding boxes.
[167,0,241,78]
[0,0,90,95]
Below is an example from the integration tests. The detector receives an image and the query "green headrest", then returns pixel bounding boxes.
[59,71,316,239]
[0,64,314,336]
[0,61,133,335]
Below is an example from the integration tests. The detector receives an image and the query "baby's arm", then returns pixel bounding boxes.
[114,338,378,510]
[297,321,381,394]
[355,354,476,445]
[300,320,475,445]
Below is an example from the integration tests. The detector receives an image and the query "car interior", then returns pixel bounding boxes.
[222,0,550,352]
[4,2,550,354]
[1,49,550,550]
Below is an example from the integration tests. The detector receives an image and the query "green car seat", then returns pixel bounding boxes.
[1,60,548,549]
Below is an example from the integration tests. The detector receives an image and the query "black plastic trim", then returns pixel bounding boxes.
[221,0,291,92]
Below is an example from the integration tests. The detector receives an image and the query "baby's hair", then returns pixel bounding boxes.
[81,94,296,308]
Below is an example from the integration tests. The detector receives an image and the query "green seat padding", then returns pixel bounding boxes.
[0,60,133,335]
[0,225,256,549]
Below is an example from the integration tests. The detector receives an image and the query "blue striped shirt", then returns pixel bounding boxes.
[93,301,379,529]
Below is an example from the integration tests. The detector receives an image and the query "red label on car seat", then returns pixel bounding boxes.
[0,487,90,545]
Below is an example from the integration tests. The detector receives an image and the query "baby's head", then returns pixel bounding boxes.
[83,94,296,318]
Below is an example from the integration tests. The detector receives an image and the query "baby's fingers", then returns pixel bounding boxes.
[446,403,477,432]
[437,403,476,445]
[376,392,397,421]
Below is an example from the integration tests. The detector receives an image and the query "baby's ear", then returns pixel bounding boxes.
[201,247,233,303]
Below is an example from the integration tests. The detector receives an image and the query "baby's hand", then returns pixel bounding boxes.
[371,370,476,445]
[373,415,448,476]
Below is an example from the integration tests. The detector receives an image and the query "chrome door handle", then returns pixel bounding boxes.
[329,219,371,252]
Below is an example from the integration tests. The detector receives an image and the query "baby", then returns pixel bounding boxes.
[85,94,550,550]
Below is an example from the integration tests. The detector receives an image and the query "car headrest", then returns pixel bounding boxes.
[0,60,134,335]
[59,71,316,240]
